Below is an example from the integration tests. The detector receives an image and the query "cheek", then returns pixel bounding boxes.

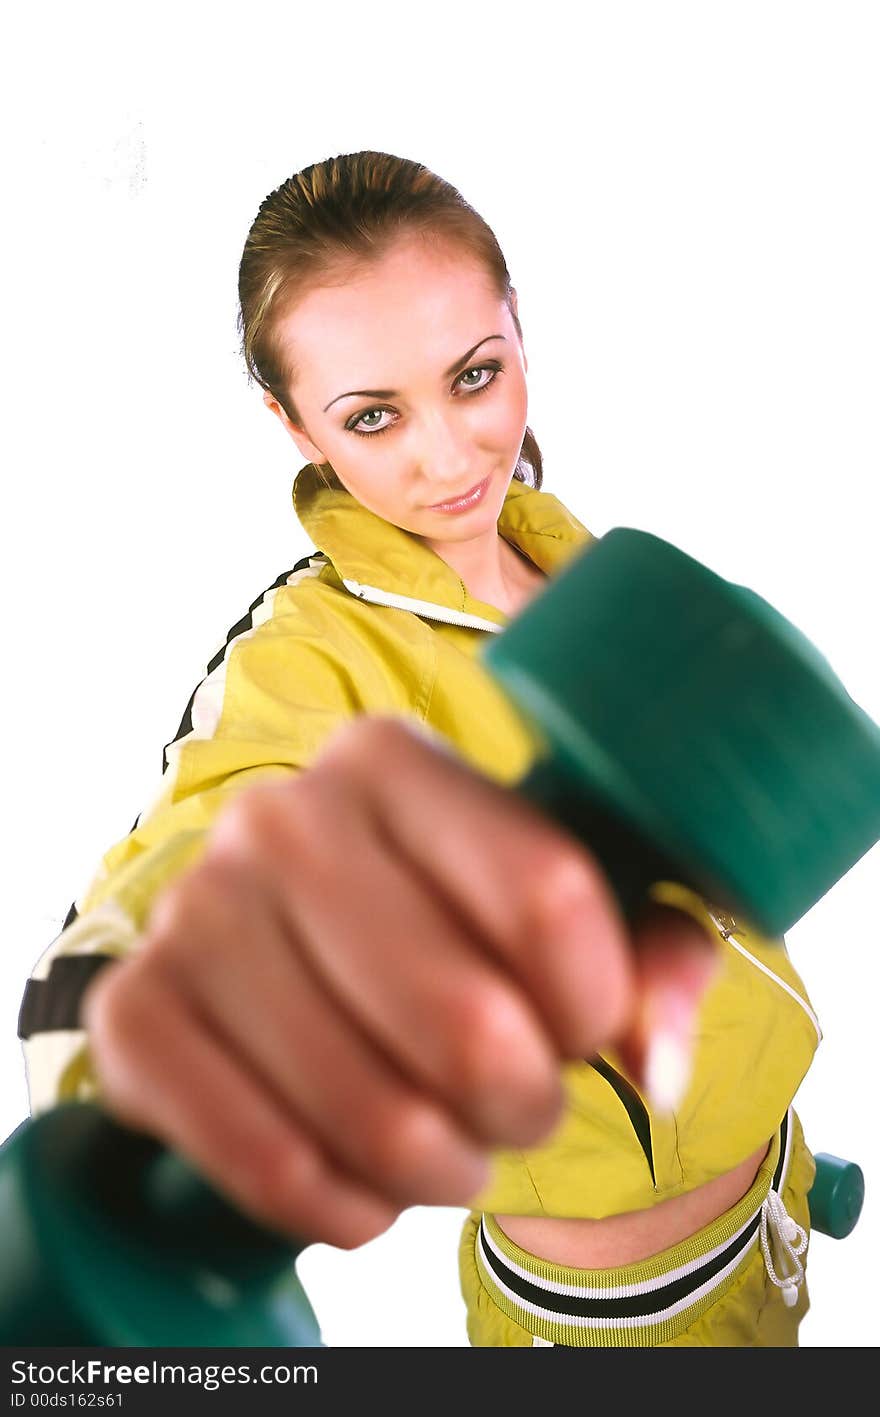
[494,375,529,444]
[345,466,409,520]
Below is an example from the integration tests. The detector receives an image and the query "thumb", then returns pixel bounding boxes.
[615,902,721,1113]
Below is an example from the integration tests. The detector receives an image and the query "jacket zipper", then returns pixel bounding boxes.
[590,1055,656,1185]
[703,907,822,1042]
[342,577,505,633]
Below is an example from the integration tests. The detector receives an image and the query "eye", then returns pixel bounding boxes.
[457,364,496,391]
[346,362,503,438]
[350,408,389,436]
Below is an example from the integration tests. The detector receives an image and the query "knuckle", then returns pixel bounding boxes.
[250,1133,400,1249]
[245,1132,326,1225]
[221,771,344,874]
[143,876,217,967]
[445,987,563,1140]
[330,1206,402,1252]
[365,1100,450,1185]
[274,770,358,877]
[83,958,141,1046]
[185,856,259,923]
[83,965,155,1119]
[522,844,608,938]
[447,985,536,1095]
[212,782,289,857]
[318,714,417,774]
[145,854,269,973]
[284,759,350,822]
[145,870,201,939]
[93,1063,144,1128]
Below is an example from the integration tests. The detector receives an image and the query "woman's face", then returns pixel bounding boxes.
[264,235,529,547]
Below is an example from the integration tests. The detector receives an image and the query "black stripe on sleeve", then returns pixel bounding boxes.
[160,558,314,775]
[22,556,324,1044]
[17,954,119,1040]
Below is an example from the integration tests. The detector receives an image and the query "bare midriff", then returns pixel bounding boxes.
[493,1141,770,1268]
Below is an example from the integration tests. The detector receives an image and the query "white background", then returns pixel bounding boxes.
[1,1,877,1348]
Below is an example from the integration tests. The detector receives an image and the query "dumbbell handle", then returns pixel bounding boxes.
[518,753,706,924]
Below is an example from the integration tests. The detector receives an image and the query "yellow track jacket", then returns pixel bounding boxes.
[17,461,822,1219]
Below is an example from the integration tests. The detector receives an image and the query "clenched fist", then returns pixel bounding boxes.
[82,717,717,1250]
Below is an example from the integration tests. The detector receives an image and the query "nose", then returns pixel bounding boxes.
[414,410,478,498]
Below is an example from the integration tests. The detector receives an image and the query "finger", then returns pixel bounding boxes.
[205,773,567,1146]
[150,857,498,1198]
[312,717,636,1058]
[615,902,720,1111]
[82,959,404,1250]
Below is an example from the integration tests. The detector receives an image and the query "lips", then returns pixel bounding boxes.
[428,476,490,511]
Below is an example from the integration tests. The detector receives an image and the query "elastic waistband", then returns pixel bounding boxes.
[475,1108,794,1347]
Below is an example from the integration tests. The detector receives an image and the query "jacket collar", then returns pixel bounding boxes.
[292,462,594,627]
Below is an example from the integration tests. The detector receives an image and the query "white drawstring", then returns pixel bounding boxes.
[760,1187,809,1307]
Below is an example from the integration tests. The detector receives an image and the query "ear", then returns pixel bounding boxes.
[262,391,327,464]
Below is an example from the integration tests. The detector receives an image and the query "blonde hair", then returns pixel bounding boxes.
[237,150,543,491]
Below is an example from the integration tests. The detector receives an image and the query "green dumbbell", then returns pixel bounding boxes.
[809,1154,865,1239]
[486,527,880,937]
[0,1102,322,1346]
[1,527,878,1345]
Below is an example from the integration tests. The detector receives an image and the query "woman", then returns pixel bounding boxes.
[18,150,819,1347]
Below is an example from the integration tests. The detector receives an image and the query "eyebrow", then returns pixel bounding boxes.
[322,335,508,412]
